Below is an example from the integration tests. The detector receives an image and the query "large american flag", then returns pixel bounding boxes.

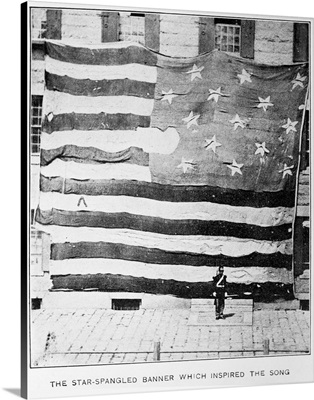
[35,40,308,301]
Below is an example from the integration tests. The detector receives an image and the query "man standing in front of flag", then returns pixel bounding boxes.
[213,266,227,320]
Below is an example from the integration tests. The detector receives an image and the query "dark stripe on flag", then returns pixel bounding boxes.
[41,146,149,167]
[46,41,157,66]
[40,176,295,208]
[35,208,292,241]
[51,241,292,269]
[42,113,151,133]
[50,274,294,301]
[45,71,156,98]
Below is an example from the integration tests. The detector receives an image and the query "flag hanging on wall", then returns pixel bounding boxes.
[35,40,308,301]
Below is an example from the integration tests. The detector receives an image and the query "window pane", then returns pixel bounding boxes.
[31,96,43,154]
[32,8,47,40]
[119,14,145,44]
[32,143,40,153]
[215,23,241,53]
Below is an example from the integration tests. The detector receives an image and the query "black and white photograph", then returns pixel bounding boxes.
[20,0,313,398]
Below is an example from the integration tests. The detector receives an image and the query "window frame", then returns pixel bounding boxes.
[30,228,44,277]
[214,19,242,55]
[199,17,255,59]
[31,95,43,155]
[118,12,146,45]
[31,8,47,40]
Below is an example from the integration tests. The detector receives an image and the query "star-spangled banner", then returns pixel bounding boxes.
[36,40,308,301]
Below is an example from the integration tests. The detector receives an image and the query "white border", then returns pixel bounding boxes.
[27,0,314,398]
[1,1,313,400]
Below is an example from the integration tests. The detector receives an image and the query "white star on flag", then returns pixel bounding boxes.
[177,157,196,173]
[186,64,204,81]
[257,96,274,112]
[204,135,222,153]
[237,69,252,85]
[227,159,243,176]
[229,114,246,130]
[182,111,200,129]
[255,142,270,157]
[291,73,306,90]
[161,89,178,104]
[208,87,226,102]
[282,118,298,134]
[278,163,294,179]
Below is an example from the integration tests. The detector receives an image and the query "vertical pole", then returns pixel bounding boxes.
[153,341,161,361]
[263,339,270,355]
[291,87,309,296]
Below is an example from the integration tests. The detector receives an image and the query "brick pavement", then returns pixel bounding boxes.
[30,308,310,367]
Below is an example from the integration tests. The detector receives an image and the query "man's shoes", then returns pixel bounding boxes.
[215,316,220,320]
[220,315,224,319]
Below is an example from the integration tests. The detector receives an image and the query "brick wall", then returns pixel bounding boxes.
[297,168,310,214]
[254,20,294,65]
[159,14,199,57]
[31,59,45,95]
[61,9,102,43]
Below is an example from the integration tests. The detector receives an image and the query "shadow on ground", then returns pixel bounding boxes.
[3,388,20,397]
[223,313,235,319]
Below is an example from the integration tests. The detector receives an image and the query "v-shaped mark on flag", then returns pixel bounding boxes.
[77,196,88,207]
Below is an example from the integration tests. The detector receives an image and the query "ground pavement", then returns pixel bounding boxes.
[30,307,310,367]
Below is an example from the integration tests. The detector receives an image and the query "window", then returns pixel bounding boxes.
[302,109,310,170]
[31,8,47,40]
[300,300,309,311]
[31,95,43,154]
[30,229,43,276]
[293,23,309,62]
[112,299,141,310]
[119,12,145,44]
[30,209,35,225]
[215,19,241,54]
[32,298,42,310]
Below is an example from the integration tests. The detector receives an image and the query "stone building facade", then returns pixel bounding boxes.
[30,6,310,309]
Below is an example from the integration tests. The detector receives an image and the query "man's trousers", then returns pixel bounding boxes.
[215,297,225,318]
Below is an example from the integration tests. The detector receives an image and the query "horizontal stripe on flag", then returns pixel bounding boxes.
[49,259,293,284]
[42,113,151,133]
[45,57,157,83]
[45,71,156,98]
[41,159,151,182]
[36,225,293,257]
[41,146,149,167]
[40,127,180,155]
[35,208,292,241]
[51,242,292,269]
[46,41,158,66]
[40,176,296,208]
[43,90,154,116]
[38,192,293,227]
[50,274,294,300]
